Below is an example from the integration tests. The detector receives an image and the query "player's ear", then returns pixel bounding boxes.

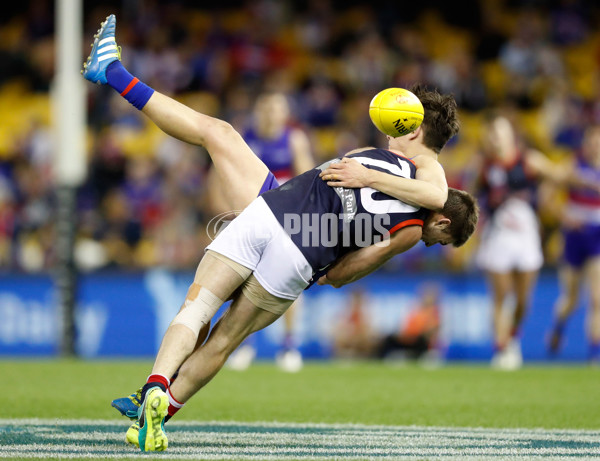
[436,217,451,229]
[407,125,422,140]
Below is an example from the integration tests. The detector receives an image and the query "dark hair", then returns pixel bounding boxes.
[410,84,460,153]
[442,188,479,247]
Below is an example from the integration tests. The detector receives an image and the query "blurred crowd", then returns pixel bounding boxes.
[1,0,599,272]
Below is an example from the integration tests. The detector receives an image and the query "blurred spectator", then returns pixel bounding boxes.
[332,289,376,359]
[549,0,589,46]
[98,188,141,267]
[542,77,587,149]
[376,284,441,361]
[121,157,163,231]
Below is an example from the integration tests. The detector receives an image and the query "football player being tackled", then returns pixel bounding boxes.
[83,15,478,452]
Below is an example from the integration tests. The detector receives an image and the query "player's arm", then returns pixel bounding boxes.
[289,129,314,175]
[525,149,570,183]
[525,149,600,191]
[317,225,422,288]
[320,155,447,211]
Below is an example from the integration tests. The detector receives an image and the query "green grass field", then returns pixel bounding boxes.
[1,360,600,459]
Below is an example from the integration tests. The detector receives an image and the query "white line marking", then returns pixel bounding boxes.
[1,418,599,433]
[1,419,599,460]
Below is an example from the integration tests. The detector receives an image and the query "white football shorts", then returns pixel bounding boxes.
[206,196,313,300]
[476,197,544,273]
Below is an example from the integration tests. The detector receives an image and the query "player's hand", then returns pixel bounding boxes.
[317,274,343,288]
[319,158,371,188]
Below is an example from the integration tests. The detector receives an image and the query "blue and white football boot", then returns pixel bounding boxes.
[81,14,120,84]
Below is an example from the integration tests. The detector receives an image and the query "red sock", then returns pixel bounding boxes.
[167,388,185,418]
[147,373,170,390]
[141,374,170,401]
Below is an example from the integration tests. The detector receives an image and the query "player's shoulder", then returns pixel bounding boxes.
[347,147,408,163]
[344,146,378,156]
[389,223,423,251]
[402,224,423,241]
[411,153,443,170]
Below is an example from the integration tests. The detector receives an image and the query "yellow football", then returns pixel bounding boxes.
[369,88,424,137]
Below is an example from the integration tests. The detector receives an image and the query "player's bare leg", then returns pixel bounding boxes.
[488,271,524,370]
[204,167,235,216]
[150,251,250,380]
[512,269,538,339]
[141,92,269,210]
[549,265,581,353]
[488,271,512,350]
[130,251,253,451]
[496,269,537,369]
[169,292,287,402]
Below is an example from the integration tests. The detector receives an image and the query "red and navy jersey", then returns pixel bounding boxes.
[261,148,428,272]
[477,152,537,215]
[244,127,294,183]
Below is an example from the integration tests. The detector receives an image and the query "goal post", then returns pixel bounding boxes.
[53,0,86,356]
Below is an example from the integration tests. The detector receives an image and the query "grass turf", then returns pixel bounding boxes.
[2,360,599,429]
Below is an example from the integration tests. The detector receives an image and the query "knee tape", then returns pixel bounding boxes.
[171,286,223,336]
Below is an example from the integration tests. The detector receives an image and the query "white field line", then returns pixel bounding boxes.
[1,418,599,434]
[0,419,599,460]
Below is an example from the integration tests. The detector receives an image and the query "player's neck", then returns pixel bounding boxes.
[401,144,438,160]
